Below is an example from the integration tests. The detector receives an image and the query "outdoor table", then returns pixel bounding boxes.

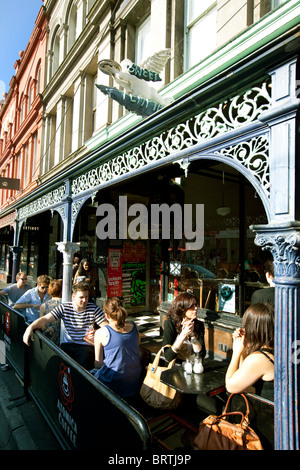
[160,359,227,395]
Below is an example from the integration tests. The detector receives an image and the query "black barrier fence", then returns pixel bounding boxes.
[0,301,27,381]
[27,331,152,450]
[0,302,152,450]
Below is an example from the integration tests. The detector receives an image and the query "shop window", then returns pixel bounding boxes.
[184,0,217,71]
[165,162,268,316]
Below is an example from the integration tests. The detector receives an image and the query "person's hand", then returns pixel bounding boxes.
[23,326,34,346]
[180,318,195,339]
[232,327,245,355]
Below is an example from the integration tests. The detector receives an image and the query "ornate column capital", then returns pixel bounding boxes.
[56,241,80,261]
[252,222,300,280]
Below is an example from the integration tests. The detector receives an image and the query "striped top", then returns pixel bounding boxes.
[51,302,105,345]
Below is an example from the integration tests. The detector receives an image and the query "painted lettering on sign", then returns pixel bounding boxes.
[127,63,162,82]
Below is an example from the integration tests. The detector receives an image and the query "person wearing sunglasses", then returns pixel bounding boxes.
[0,271,31,306]
[162,292,206,363]
[14,274,51,323]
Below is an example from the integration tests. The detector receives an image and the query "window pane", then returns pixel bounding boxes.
[187,0,216,23]
[135,16,151,64]
[187,6,217,69]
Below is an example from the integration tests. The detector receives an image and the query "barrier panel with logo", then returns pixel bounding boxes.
[27,330,152,450]
[0,301,27,381]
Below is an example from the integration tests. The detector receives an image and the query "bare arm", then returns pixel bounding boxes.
[93,327,108,368]
[225,328,266,393]
[14,302,40,310]
[23,313,56,346]
[40,303,46,317]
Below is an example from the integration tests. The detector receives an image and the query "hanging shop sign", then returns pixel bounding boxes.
[97,49,173,117]
[0,177,20,190]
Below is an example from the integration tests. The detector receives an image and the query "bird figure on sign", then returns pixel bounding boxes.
[97,49,173,117]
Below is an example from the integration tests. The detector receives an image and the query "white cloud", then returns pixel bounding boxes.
[0,80,6,97]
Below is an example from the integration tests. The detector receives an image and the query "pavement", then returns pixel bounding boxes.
[0,279,62,451]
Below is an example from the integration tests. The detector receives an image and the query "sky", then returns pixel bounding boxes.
[0,0,43,97]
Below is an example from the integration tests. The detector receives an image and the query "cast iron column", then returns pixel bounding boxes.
[254,222,300,450]
[56,241,80,303]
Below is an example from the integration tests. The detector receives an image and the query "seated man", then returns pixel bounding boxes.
[0,271,31,306]
[23,282,107,370]
[251,260,275,307]
[14,274,51,322]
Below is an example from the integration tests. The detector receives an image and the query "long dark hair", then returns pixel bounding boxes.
[167,292,198,334]
[242,303,274,356]
[104,297,127,329]
[76,258,91,276]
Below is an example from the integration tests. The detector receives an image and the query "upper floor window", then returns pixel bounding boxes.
[27,80,32,112]
[20,94,25,125]
[36,64,41,94]
[272,0,286,7]
[68,2,78,52]
[53,31,60,77]
[184,0,217,71]
[135,16,151,65]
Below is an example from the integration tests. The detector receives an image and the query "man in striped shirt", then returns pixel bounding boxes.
[23,282,107,369]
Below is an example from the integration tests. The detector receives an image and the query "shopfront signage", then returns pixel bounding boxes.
[0,177,20,190]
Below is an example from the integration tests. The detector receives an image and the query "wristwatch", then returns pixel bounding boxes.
[190,336,198,344]
[172,345,180,353]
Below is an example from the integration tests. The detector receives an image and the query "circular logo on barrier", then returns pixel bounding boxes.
[58,363,75,411]
[4,312,10,335]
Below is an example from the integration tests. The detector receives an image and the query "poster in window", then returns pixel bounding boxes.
[218,283,236,314]
[122,262,146,308]
[107,248,123,297]
[122,241,146,308]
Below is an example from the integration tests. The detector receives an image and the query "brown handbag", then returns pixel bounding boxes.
[140,345,182,410]
[194,393,264,450]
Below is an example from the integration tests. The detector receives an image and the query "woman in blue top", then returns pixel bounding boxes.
[92,297,142,397]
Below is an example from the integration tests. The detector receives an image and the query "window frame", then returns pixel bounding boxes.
[184,0,217,72]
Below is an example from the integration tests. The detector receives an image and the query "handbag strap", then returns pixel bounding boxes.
[151,345,175,371]
[211,411,247,426]
[223,393,250,421]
